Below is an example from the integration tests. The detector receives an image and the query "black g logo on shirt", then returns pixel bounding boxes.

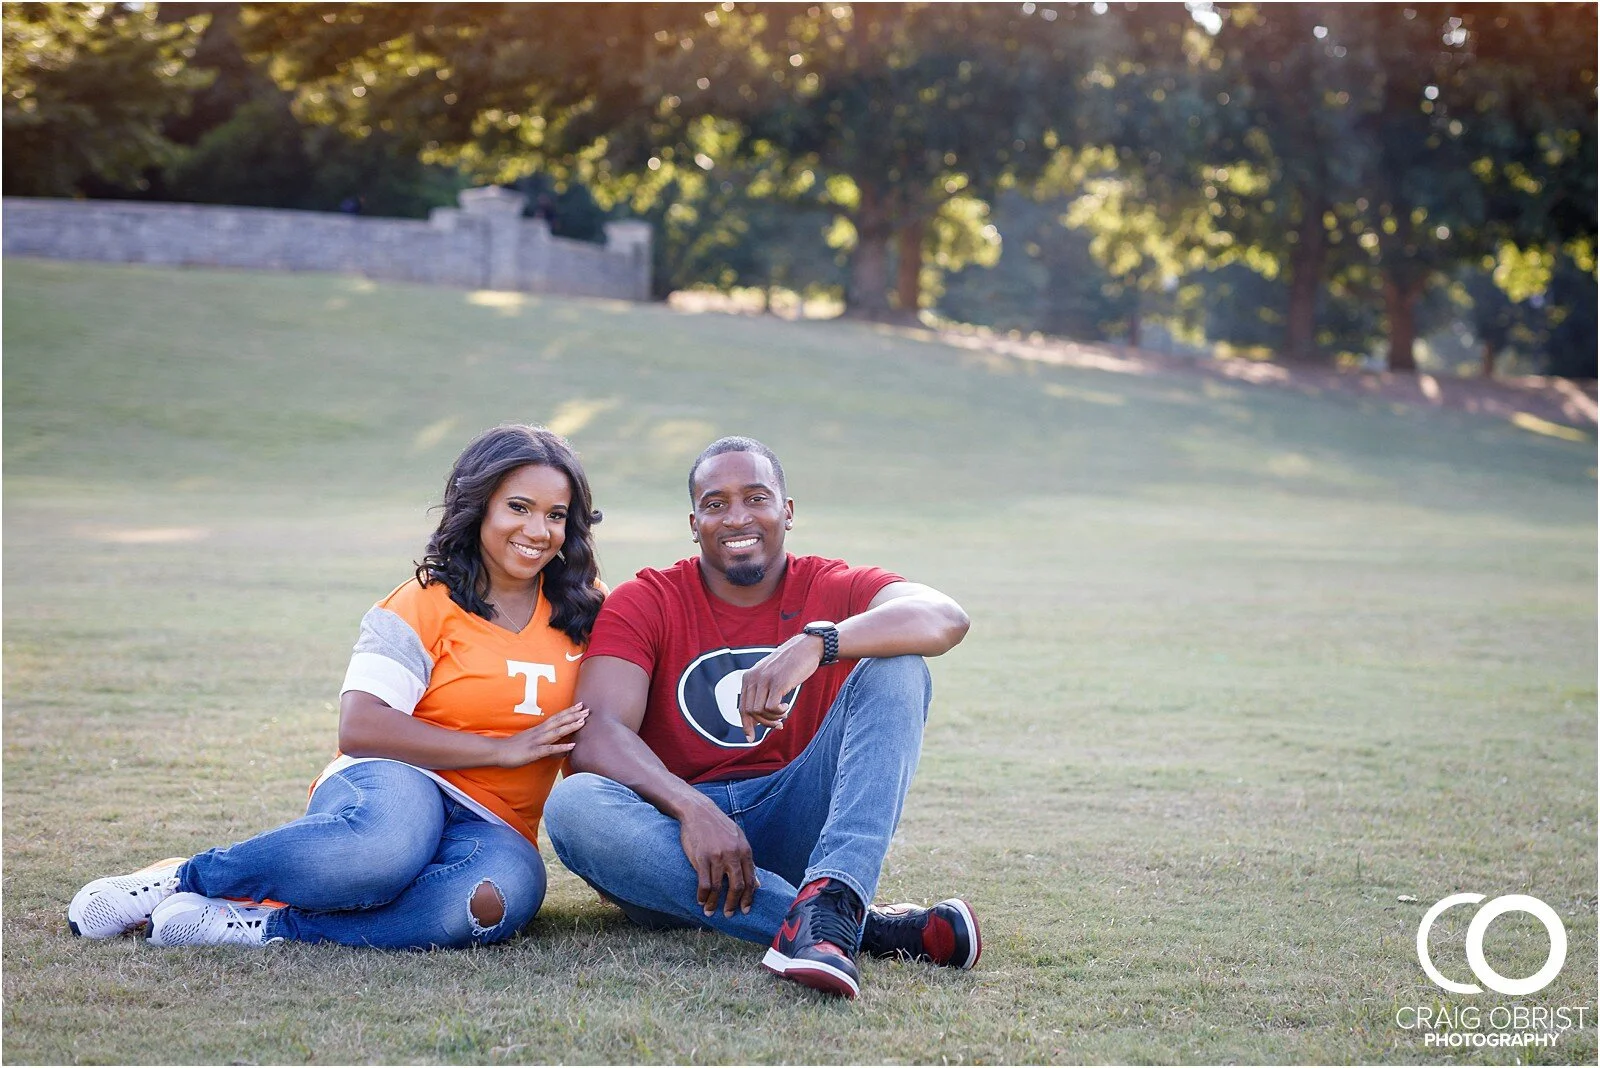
[676,646,801,749]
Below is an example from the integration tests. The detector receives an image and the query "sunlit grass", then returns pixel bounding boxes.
[3,259,1594,1064]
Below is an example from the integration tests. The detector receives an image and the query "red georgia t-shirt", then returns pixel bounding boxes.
[586,554,901,783]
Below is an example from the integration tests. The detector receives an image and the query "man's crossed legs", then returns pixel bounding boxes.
[544,655,980,998]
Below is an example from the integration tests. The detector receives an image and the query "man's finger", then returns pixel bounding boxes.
[705,858,730,916]
[713,856,742,914]
[738,854,758,914]
[694,860,714,913]
[722,861,745,918]
[739,675,768,715]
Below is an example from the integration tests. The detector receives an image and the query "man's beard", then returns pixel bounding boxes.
[726,562,766,586]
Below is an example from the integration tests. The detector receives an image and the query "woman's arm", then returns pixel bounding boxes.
[338,689,587,770]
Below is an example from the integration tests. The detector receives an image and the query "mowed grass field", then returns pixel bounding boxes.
[3,257,1595,1065]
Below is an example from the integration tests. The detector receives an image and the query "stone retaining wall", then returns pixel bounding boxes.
[2,186,652,301]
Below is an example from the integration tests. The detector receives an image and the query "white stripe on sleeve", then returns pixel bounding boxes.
[341,652,426,714]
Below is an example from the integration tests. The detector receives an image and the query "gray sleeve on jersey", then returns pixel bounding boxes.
[352,606,433,686]
[341,606,432,712]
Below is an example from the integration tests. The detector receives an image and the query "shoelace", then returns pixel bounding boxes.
[864,907,926,956]
[807,885,864,953]
[141,875,180,897]
[187,899,269,943]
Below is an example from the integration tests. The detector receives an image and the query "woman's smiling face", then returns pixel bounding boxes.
[478,463,571,594]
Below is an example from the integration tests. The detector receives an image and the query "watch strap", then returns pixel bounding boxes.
[804,622,840,666]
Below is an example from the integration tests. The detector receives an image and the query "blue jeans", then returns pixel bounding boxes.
[544,655,932,946]
[177,760,546,949]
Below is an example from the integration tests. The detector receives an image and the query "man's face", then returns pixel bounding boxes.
[689,451,793,587]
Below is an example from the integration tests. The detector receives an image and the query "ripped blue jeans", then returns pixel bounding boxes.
[176,759,546,949]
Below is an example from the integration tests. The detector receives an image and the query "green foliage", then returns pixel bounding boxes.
[235,2,708,183]
[163,94,464,217]
[1,2,212,196]
[3,2,463,217]
[236,3,1109,315]
[1544,251,1600,379]
[634,174,846,302]
[508,172,608,243]
[157,4,465,218]
[940,191,1135,339]
[667,4,1106,315]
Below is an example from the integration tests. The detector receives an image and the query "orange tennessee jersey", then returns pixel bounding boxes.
[318,577,588,846]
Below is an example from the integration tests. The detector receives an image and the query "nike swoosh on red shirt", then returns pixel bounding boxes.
[780,610,800,620]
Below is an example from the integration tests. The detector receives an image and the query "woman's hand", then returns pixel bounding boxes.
[494,702,589,768]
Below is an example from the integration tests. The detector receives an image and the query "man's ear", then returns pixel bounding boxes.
[784,498,795,529]
[689,513,700,543]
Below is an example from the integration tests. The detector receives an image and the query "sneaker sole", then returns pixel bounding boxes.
[760,947,860,999]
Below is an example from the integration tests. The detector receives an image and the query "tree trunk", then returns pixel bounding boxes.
[1284,199,1327,362]
[894,217,923,315]
[1127,290,1142,349]
[1383,275,1423,373]
[1480,339,1498,378]
[846,182,892,319]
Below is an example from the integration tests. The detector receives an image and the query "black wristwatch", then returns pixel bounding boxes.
[802,621,840,666]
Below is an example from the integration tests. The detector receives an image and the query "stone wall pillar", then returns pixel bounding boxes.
[458,185,526,290]
[603,220,654,301]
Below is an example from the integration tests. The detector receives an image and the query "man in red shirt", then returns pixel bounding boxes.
[544,436,979,999]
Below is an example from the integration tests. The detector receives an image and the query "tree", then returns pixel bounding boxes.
[673,3,1099,319]
[1335,3,1596,371]
[939,189,1136,339]
[2,2,211,196]
[1194,4,1372,363]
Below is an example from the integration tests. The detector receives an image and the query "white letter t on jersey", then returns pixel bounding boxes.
[507,661,556,715]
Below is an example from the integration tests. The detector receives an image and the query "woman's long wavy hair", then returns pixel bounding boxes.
[416,425,604,645]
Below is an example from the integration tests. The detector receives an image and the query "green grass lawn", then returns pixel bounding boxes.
[3,258,1594,1065]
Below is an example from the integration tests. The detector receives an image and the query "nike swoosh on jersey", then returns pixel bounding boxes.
[780,610,800,620]
[565,652,583,662]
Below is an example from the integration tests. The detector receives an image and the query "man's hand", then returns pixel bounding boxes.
[678,801,759,916]
[737,633,824,741]
[573,657,761,917]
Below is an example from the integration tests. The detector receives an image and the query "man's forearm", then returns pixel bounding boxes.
[835,591,970,660]
[569,716,717,821]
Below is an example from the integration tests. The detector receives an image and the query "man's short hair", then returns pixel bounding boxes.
[688,436,787,502]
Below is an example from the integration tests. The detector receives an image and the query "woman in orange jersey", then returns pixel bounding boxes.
[68,425,604,948]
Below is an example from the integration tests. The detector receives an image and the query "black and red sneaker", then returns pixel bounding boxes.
[861,898,982,970]
[761,878,865,999]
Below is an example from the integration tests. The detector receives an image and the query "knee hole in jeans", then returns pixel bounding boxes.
[468,879,505,934]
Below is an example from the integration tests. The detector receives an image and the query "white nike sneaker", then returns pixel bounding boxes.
[147,892,283,947]
[68,857,188,939]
